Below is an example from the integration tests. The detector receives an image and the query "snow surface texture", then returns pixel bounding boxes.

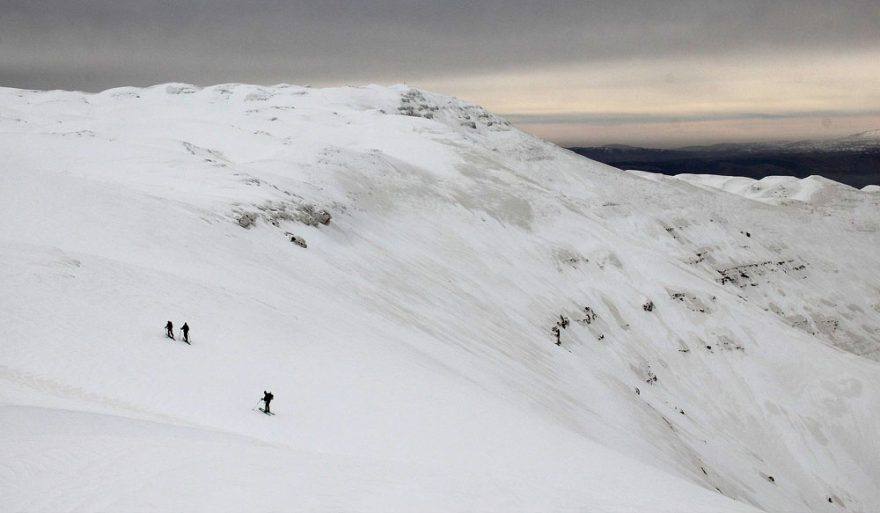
[1,83,879,513]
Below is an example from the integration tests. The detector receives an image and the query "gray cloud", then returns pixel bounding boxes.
[2,0,879,91]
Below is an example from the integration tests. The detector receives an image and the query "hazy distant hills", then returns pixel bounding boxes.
[569,130,880,189]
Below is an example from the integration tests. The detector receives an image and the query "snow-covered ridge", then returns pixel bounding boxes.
[2,83,880,513]
[630,171,878,207]
[837,128,880,143]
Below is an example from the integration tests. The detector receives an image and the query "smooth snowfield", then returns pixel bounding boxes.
[2,405,759,513]
[1,84,879,513]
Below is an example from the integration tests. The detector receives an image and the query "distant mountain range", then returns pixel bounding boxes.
[569,130,880,189]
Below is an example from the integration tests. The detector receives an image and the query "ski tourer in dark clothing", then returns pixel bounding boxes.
[262,391,274,413]
[181,322,189,343]
[165,321,174,339]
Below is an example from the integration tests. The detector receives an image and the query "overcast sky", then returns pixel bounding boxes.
[2,0,879,146]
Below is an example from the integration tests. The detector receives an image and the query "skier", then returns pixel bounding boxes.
[583,306,597,324]
[262,390,274,414]
[558,315,569,329]
[165,320,174,339]
[181,322,190,343]
[551,325,561,346]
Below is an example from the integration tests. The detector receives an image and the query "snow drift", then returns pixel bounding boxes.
[2,83,879,513]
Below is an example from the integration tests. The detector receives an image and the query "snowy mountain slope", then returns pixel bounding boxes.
[626,170,880,362]
[1,83,879,513]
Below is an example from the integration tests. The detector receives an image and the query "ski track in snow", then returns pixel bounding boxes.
[1,83,879,513]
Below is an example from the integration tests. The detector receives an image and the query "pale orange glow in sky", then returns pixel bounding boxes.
[518,114,880,148]
[416,49,880,146]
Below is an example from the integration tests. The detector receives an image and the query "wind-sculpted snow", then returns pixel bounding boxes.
[1,83,879,513]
